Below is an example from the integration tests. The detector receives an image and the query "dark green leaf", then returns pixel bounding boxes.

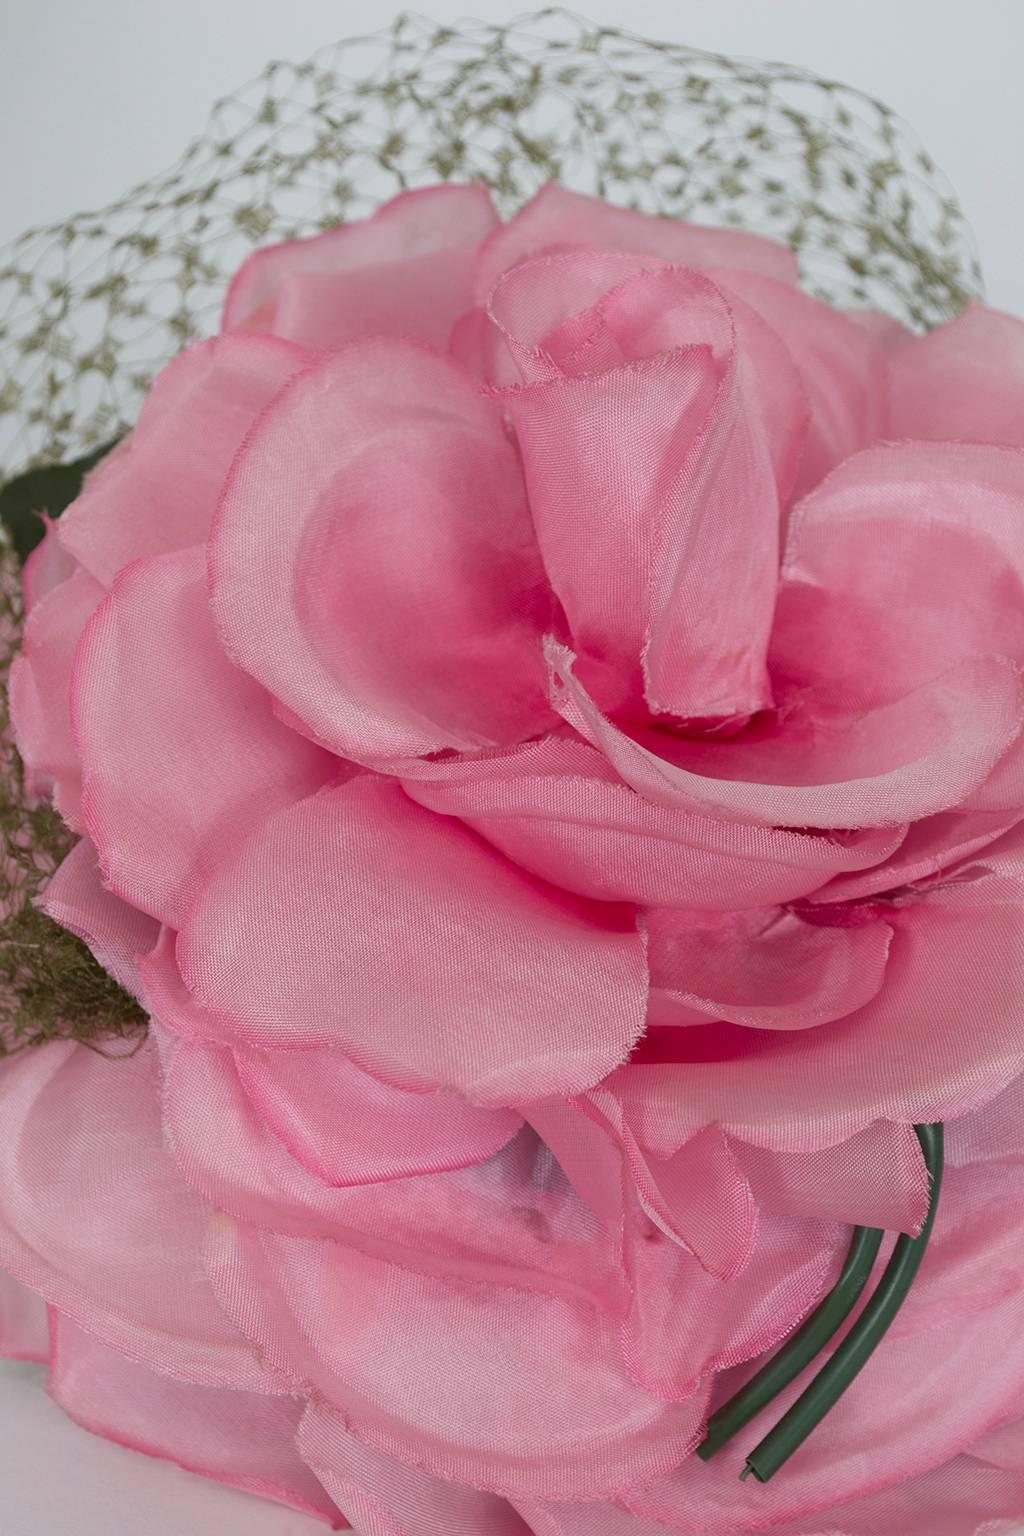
[0,439,120,562]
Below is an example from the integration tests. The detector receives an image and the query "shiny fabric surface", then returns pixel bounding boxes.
[3,182,1024,1533]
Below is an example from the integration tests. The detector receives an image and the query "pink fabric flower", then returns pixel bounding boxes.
[3,181,1024,1532]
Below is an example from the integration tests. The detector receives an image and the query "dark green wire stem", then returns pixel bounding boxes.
[742,1122,945,1485]
[697,1223,885,1461]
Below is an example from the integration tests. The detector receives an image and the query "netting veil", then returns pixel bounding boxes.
[0,8,980,491]
[0,11,983,1054]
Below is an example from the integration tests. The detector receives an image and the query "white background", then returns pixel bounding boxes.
[2,3,1023,1533]
[3,0,1024,316]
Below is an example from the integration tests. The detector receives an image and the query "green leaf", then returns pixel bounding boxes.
[0,439,120,563]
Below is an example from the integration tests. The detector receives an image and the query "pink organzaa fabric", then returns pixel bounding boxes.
[3,180,1024,1533]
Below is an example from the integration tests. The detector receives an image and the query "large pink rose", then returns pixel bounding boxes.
[3,182,1024,1532]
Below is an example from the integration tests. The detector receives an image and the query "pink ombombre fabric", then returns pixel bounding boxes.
[2,180,1024,1532]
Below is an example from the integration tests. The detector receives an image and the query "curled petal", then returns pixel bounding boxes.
[298,1399,531,1536]
[177,777,647,1104]
[204,1216,707,1499]
[488,249,806,495]
[645,906,892,1031]
[529,1096,756,1281]
[210,338,552,764]
[626,1124,757,1282]
[9,566,104,824]
[496,258,781,720]
[529,1094,834,1384]
[488,247,660,383]
[0,1041,279,1389]
[475,182,797,299]
[551,639,1024,830]
[58,335,310,585]
[224,183,499,345]
[448,302,523,385]
[49,1314,340,1523]
[73,546,335,928]
[775,443,1024,816]
[401,734,907,910]
[575,1072,930,1236]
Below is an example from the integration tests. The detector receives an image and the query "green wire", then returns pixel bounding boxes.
[697,1223,885,1461]
[741,1122,944,1484]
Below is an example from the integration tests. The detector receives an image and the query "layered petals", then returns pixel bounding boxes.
[177,777,647,1104]
[138,926,247,1047]
[644,904,892,1031]
[204,1216,708,1499]
[617,1287,1024,1533]
[890,1076,1024,1337]
[547,444,1024,831]
[495,255,781,719]
[57,334,310,585]
[224,183,499,346]
[235,1042,521,1187]
[9,180,1024,1536]
[526,1094,841,1397]
[814,806,1021,905]
[160,1027,617,1305]
[623,1193,838,1402]
[298,1399,531,1535]
[0,1041,280,1389]
[733,1121,931,1234]
[550,639,1023,829]
[528,1093,758,1282]
[519,1448,1024,1536]
[73,545,334,927]
[400,733,907,911]
[519,1284,1024,1535]
[619,888,1024,1150]
[48,1314,341,1524]
[487,249,808,497]
[551,1076,931,1237]
[209,338,553,762]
